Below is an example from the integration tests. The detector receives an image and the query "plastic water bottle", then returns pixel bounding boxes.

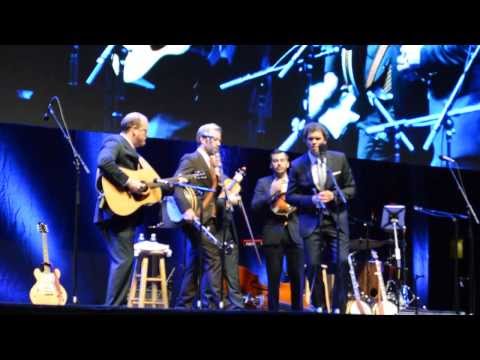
[138,233,145,242]
[150,233,157,242]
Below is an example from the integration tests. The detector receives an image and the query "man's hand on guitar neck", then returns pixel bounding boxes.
[182,208,198,223]
[126,178,147,194]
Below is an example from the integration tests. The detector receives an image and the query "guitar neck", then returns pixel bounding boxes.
[192,219,221,249]
[347,256,362,300]
[147,173,203,188]
[374,259,387,302]
[41,233,51,271]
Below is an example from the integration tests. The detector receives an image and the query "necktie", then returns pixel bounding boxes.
[383,65,392,93]
[317,158,326,191]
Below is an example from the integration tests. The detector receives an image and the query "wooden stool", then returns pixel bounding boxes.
[127,242,172,309]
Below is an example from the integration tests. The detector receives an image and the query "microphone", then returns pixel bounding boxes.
[439,154,456,163]
[413,205,423,212]
[42,98,55,121]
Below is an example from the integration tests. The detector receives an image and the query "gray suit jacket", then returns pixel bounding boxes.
[173,150,220,224]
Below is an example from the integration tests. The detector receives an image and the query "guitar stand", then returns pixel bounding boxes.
[381,205,406,313]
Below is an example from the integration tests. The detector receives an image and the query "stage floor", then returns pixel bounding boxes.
[0,302,463,317]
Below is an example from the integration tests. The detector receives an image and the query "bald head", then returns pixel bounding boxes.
[120,112,149,148]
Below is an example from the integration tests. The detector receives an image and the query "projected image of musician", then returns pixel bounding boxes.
[251,149,305,311]
[397,45,480,170]
[312,45,426,163]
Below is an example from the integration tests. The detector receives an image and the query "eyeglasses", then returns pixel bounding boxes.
[203,135,222,143]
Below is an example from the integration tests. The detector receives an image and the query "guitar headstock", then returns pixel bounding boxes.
[234,167,247,182]
[37,222,48,234]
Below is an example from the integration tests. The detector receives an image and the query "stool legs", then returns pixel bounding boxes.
[138,256,149,308]
[159,257,169,308]
[127,258,139,307]
[128,253,169,309]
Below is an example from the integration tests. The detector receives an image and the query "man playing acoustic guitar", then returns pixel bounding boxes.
[94,112,172,306]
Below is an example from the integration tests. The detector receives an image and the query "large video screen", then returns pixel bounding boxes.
[1,45,479,170]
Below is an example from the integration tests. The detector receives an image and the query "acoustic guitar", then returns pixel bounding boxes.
[101,159,205,216]
[29,223,68,305]
[346,252,372,315]
[371,250,398,315]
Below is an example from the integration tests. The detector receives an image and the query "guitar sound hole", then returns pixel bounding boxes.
[132,193,149,201]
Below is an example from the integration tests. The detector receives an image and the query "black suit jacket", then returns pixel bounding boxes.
[286,151,355,238]
[251,175,302,247]
[173,150,219,224]
[94,134,140,225]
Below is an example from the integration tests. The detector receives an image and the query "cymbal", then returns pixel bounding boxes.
[349,238,389,250]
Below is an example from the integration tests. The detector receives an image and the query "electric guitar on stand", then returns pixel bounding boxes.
[29,223,67,306]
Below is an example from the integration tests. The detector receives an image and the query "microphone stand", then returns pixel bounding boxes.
[447,161,479,314]
[310,185,326,311]
[85,45,116,85]
[366,90,415,162]
[413,205,470,313]
[47,97,90,305]
[167,181,215,309]
[326,163,347,313]
[400,225,409,309]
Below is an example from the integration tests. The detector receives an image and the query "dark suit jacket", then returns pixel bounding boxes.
[251,175,302,247]
[94,134,140,225]
[286,151,355,238]
[173,150,219,224]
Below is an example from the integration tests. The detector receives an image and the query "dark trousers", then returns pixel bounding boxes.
[304,217,349,311]
[263,230,304,312]
[357,112,395,162]
[175,222,222,309]
[202,226,244,310]
[101,215,139,306]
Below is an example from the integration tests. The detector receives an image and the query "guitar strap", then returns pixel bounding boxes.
[341,46,391,94]
[138,156,148,170]
[202,156,218,218]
